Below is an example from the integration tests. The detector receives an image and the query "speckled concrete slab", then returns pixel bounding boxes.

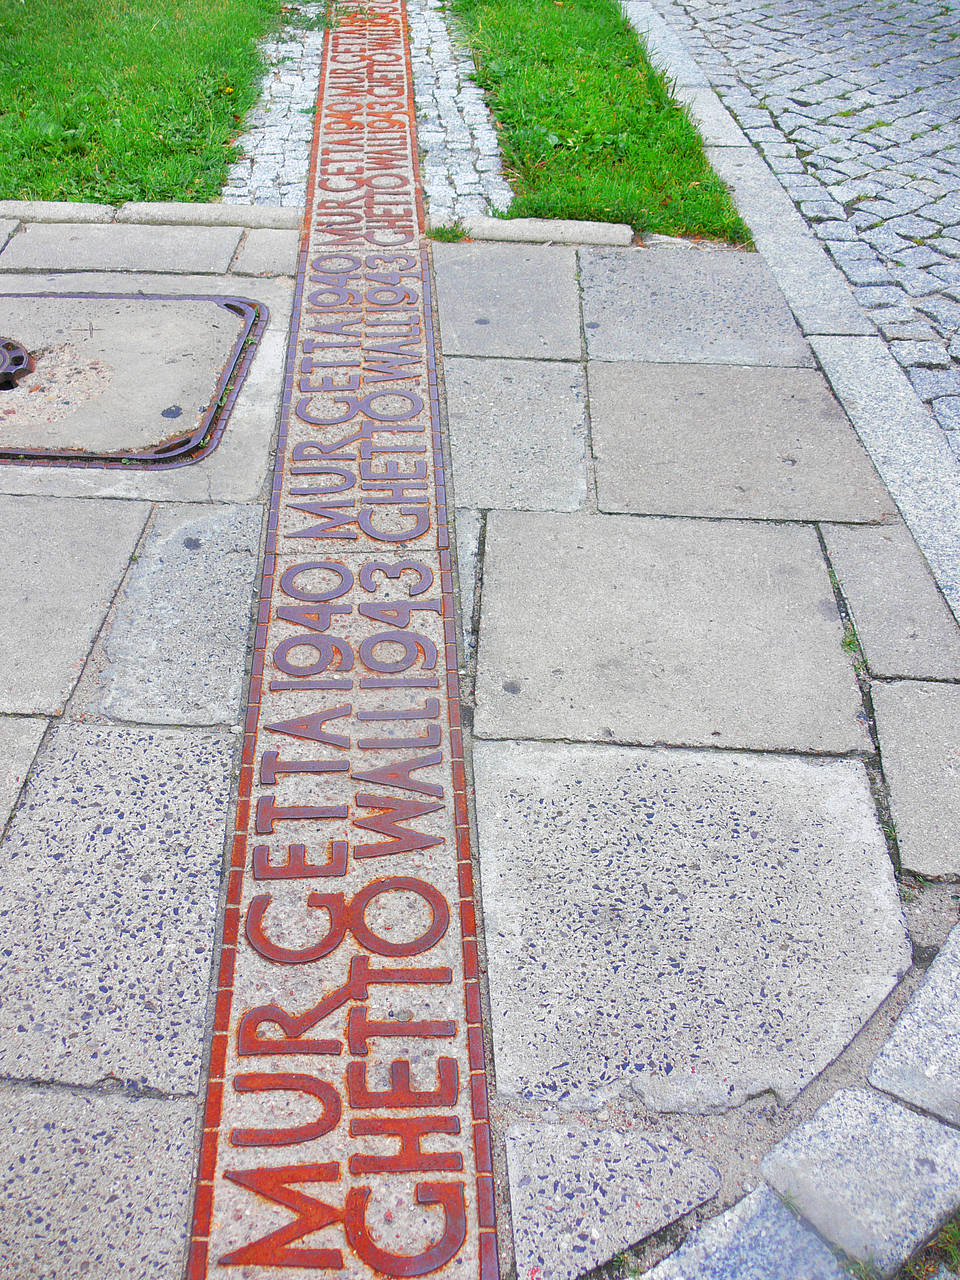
[0,715,45,829]
[0,495,149,714]
[822,523,960,679]
[579,246,814,366]
[505,1124,720,1280]
[89,503,262,725]
[474,741,909,1110]
[0,296,246,453]
[444,357,588,510]
[870,924,960,1125]
[761,1087,960,1277]
[589,363,890,521]
[475,513,869,752]
[0,1088,195,1279]
[645,1186,848,1280]
[432,242,581,359]
[0,724,234,1091]
[872,680,960,876]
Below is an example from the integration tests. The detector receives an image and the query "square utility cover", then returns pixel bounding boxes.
[0,293,264,467]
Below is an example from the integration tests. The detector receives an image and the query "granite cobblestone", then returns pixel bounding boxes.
[650,0,960,444]
[407,0,513,225]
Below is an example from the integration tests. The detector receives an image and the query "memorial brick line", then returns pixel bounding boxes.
[186,3,499,1276]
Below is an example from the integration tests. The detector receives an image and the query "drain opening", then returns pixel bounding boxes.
[0,338,32,391]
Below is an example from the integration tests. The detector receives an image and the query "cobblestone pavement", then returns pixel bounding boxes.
[407,0,513,225]
[651,0,960,452]
[221,7,327,206]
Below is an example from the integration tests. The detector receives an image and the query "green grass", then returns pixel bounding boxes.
[0,0,321,203]
[899,1209,960,1278]
[444,0,751,241]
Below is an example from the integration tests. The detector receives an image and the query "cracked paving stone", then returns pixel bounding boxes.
[505,1123,720,1280]
[475,741,909,1111]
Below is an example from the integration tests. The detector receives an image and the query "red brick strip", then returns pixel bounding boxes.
[187,4,498,1276]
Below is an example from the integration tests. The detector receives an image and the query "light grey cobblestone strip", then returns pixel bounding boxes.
[221,7,328,207]
[407,0,513,224]
[642,0,960,451]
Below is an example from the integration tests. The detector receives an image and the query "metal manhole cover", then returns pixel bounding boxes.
[0,293,268,469]
[0,337,31,390]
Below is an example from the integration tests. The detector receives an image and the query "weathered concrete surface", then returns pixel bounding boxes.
[117,202,302,228]
[231,227,301,275]
[823,523,960,678]
[873,680,960,876]
[91,504,262,725]
[0,219,17,253]
[871,924,960,1125]
[0,1088,195,1279]
[0,200,116,222]
[475,513,868,752]
[504,1123,721,1280]
[0,272,293,504]
[0,296,246,453]
[0,495,149,714]
[0,222,242,274]
[432,242,581,358]
[0,716,45,830]
[761,1087,960,1277]
[454,506,482,664]
[0,724,234,1091]
[812,335,960,618]
[461,216,633,245]
[444,357,587,510]
[590,363,890,520]
[645,1186,848,1280]
[579,246,814,366]
[474,741,909,1110]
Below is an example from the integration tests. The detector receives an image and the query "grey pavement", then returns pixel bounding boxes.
[1,15,960,1280]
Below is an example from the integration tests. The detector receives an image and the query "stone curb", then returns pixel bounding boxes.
[0,200,303,229]
[623,0,960,631]
[454,215,634,247]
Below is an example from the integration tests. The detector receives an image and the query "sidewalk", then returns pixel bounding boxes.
[0,2,958,1278]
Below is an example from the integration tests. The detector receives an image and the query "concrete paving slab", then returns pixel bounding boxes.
[0,724,234,1091]
[474,741,908,1110]
[432,242,581,359]
[0,200,116,223]
[0,272,293,503]
[455,506,482,663]
[0,495,149,714]
[812,335,960,619]
[505,1122,721,1280]
[822,523,960,678]
[0,222,242,274]
[645,1186,848,1280]
[873,680,960,877]
[475,513,868,752]
[231,227,301,275]
[91,504,261,725]
[761,1086,960,1277]
[460,216,633,246]
[117,201,302,229]
[0,1088,195,1279]
[590,363,891,520]
[0,220,17,253]
[579,246,814,366]
[705,145,875,338]
[871,923,960,1125]
[445,357,587,510]
[0,295,246,453]
[0,716,45,831]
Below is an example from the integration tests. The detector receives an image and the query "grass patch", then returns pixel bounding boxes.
[444,0,750,241]
[427,221,469,241]
[0,0,330,203]
[900,1209,960,1277]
